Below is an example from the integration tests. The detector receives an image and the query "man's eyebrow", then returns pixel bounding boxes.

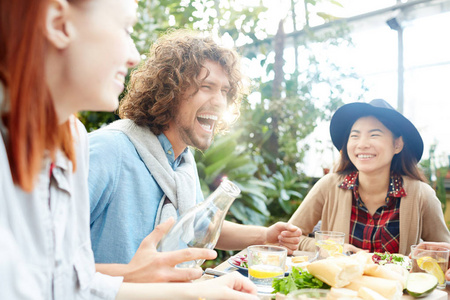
[202,79,231,90]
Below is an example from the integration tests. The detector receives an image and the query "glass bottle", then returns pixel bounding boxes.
[157,178,240,268]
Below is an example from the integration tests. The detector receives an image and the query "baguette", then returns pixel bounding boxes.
[363,264,406,289]
[306,257,364,288]
[344,276,402,300]
[357,287,388,300]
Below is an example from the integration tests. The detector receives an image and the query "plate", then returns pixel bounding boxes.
[227,257,250,276]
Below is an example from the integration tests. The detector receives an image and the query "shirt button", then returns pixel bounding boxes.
[167,150,172,155]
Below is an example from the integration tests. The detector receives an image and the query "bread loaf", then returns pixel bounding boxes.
[306,257,364,288]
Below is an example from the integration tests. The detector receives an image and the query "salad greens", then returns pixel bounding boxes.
[272,267,330,295]
[372,252,411,270]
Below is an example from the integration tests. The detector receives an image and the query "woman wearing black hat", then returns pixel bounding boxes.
[288,99,450,255]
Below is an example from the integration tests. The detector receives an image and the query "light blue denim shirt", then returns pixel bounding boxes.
[0,116,122,300]
[88,129,203,264]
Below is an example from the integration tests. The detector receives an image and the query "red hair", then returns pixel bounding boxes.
[0,0,75,192]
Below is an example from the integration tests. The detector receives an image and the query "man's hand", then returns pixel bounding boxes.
[265,222,302,255]
[124,218,217,283]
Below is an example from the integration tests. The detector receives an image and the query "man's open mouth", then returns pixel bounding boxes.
[197,114,218,131]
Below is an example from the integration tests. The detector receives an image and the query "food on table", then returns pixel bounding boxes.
[229,254,248,268]
[273,252,440,299]
[306,256,363,288]
[291,256,309,264]
[357,286,388,300]
[363,264,407,289]
[372,252,411,271]
[416,256,446,286]
[315,239,344,257]
[405,272,438,298]
[248,265,284,279]
[345,276,403,300]
[272,267,330,295]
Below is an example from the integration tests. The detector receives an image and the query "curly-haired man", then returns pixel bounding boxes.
[88,30,302,283]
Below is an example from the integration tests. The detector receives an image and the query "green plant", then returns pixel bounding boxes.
[194,129,271,226]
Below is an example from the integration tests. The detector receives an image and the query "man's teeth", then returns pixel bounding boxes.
[200,123,212,131]
[358,154,374,159]
[198,114,218,120]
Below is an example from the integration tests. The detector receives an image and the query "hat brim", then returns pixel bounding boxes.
[330,102,423,162]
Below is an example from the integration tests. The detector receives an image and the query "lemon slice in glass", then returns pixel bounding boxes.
[417,256,446,285]
[315,240,343,256]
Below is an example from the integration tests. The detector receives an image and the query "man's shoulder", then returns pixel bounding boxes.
[89,127,136,149]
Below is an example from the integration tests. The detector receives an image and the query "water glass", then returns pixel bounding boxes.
[247,245,287,294]
[286,289,330,299]
[410,244,449,289]
[314,231,345,260]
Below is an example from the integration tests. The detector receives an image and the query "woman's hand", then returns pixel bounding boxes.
[194,272,258,300]
[343,243,367,255]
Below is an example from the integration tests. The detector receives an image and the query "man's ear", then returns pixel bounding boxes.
[394,136,404,154]
[45,0,72,49]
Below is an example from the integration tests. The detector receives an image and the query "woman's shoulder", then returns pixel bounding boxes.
[402,176,436,196]
[316,172,346,185]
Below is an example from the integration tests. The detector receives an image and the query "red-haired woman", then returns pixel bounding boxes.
[0,0,257,299]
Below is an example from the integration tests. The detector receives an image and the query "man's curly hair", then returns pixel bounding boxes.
[119,30,245,135]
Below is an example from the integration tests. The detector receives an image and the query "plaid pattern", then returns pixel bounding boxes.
[339,171,406,253]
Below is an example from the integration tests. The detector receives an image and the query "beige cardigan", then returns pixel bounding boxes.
[288,173,450,255]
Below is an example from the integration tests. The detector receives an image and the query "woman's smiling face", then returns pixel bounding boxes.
[346,116,403,176]
[47,0,140,122]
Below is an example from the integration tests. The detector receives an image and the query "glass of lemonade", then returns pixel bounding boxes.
[247,245,287,294]
[410,245,449,289]
[315,231,345,260]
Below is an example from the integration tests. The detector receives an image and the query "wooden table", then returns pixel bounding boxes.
[201,250,450,300]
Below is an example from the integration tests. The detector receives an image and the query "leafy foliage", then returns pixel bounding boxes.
[272,268,330,295]
[79,0,368,227]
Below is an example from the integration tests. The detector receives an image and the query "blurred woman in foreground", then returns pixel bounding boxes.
[0,0,257,299]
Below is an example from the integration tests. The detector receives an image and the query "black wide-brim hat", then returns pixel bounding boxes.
[330,99,423,162]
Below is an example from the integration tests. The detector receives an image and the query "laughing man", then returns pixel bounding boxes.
[88,30,302,283]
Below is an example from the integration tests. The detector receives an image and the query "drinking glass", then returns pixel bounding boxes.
[410,244,449,289]
[286,289,330,300]
[247,245,287,294]
[314,231,345,260]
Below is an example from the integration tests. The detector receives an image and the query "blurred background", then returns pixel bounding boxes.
[79,0,450,262]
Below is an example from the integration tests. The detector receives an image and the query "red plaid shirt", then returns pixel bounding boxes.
[339,171,406,253]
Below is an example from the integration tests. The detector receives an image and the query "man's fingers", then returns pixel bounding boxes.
[278,235,300,244]
[167,248,217,265]
[143,218,175,248]
[165,266,204,282]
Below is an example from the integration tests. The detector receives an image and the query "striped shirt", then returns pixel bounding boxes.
[339,171,406,253]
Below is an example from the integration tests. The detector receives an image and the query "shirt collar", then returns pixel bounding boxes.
[339,171,407,198]
[157,133,189,167]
